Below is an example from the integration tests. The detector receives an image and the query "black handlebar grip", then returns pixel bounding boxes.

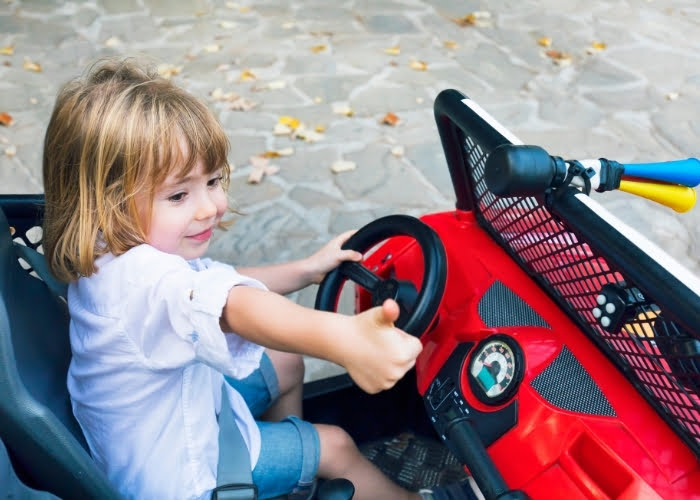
[484,144,567,197]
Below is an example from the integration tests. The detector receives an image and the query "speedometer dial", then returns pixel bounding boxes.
[467,335,524,406]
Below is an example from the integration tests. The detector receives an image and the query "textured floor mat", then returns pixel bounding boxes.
[360,432,470,491]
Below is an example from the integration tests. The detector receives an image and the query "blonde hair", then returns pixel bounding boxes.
[42,57,231,282]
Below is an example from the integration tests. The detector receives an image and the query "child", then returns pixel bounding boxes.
[41,58,449,500]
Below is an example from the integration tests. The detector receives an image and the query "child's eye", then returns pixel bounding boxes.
[168,192,187,203]
[208,176,222,188]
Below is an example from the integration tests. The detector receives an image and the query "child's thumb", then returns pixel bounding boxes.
[376,298,400,326]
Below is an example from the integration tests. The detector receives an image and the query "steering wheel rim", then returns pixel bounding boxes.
[314,215,447,337]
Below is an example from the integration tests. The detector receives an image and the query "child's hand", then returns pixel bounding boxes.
[342,299,423,394]
[307,230,363,284]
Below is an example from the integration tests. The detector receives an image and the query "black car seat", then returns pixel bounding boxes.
[0,196,122,499]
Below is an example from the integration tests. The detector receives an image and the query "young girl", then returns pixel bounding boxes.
[41,58,437,500]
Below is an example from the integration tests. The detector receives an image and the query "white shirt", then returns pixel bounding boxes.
[67,244,266,500]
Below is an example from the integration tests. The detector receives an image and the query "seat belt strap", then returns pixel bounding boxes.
[214,384,257,500]
[13,243,68,299]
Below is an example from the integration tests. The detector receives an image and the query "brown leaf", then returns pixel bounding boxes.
[443,41,459,50]
[545,50,572,66]
[381,112,400,126]
[0,112,13,127]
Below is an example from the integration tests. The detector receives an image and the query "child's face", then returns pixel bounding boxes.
[136,158,227,260]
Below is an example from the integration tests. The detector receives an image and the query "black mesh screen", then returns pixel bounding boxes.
[462,133,700,456]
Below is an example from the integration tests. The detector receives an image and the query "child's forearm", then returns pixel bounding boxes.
[236,259,315,295]
[221,285,347,360]
[220,286,423,394]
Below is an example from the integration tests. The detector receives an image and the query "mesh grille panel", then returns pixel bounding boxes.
[463,134,700,455]
[532,347,615,416]
[478,280,550,329]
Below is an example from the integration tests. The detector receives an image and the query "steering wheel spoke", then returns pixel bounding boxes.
[338,261,383,293]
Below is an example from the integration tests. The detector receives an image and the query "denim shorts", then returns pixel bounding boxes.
[225,353,320,499]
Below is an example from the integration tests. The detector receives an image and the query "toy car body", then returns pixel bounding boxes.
[1,90,698,499]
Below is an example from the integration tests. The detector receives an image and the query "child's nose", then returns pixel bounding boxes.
[195,193,218,220]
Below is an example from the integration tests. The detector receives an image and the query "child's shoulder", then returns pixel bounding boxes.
[94,244,190,286]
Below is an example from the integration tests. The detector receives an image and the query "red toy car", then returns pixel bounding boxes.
[1,90,698,499]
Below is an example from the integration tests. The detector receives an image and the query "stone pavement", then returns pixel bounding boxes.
[1,1,698,379]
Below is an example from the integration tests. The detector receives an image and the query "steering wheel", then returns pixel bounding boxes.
[315,215,447,337]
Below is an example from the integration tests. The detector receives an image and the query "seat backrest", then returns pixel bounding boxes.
[0,198,121,500]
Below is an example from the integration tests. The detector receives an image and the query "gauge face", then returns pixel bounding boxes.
[468,335,524,406]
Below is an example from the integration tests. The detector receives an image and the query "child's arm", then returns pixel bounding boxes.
[236,230,362,295]
[220,287,422,394]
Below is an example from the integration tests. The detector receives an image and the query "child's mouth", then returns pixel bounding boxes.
[189,228,213,241]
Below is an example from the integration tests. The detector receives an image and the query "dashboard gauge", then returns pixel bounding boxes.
[467,335,524,406]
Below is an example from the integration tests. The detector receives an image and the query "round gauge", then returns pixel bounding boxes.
[467,334,524,406]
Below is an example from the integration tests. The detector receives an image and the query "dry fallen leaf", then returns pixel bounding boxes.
[330,160,356,174]
[104,36,122,47]
[253,80,286,91]
[383,45,400,55]
[1,45,15,55]
[545,50,572,66]
[311,44,327,53]
[157,63,182,79]
[4,145,17,157]
[239,69,257,81]
[226,97,257,111]
[665,92,680,101]
[261,147,294,158]
[0,112,13,127]
[332,103,354,116]
[203,43,221,53]
[443,41,459,50]
[219,20,236,29]
[248,156,280,184]
[409,60,427,71]
[391,145,405,157]
[538,37,552,47]
[23,59,42,72]
[314,124,326,133]
[453,11,492,28]
[294,125,324,143]
[381,112,400,126]
[278,115,300,130]
[586,41,608,54]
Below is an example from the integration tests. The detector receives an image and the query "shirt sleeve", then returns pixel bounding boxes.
[121,246,266,379]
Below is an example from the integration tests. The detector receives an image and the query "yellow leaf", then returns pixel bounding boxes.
[0,45,14,55]
[409,60,427,71]
[311,44,327,53]
[278,115,300,130]
[314,124,326,133]
[538,37,552,47]
[443,41,459,50]
[23,59,42,72]
[239,69,257,81]
[383,45,400,55]
[591,41,607,51]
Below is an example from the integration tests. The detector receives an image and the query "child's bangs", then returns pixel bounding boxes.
[161,98,230,184]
